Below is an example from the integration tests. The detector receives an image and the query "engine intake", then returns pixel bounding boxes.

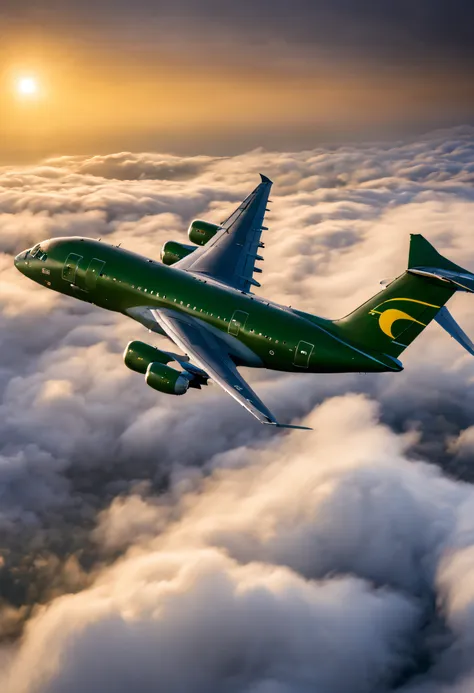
[146,362,190,395]
[160,240,196,266]
[124,341,192,395]
[123,340,172,374]
[188,220,221,246]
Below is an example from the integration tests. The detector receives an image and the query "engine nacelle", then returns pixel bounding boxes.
[160,240,196,266]
[123,340,172,374]
[188,220,221,246]
[146,362,190,395]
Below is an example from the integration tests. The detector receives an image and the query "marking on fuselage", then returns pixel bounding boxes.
[369,297,441,339]
[377,309,425,339]
[372,297,441,309]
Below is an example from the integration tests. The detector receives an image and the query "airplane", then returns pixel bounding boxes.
[14,174,474,429]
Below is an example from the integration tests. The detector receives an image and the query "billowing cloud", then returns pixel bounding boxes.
[1,127,474,690]
[4,396,474,693]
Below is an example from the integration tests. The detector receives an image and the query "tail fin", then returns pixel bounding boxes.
[336,235,474,359]
[408,234,468,274]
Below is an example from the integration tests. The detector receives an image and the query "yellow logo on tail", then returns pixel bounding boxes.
[370,298,440,339]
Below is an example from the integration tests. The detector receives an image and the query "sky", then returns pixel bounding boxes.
[2,127,474,691]
[1,0,474,160]
[2,2,474,690]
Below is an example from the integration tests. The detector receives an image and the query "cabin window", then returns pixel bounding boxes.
[62,253,83,283]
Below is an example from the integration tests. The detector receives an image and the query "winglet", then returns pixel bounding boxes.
[265,422,312,431]
[259,174,273,184]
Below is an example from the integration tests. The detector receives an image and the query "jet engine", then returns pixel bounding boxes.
[145,362,191,395]
[123,340,173,374]
[123,340,194,395]
[188,220,221,246]
[160,240,196,266]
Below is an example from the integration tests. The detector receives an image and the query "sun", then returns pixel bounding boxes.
[17,76,38,97]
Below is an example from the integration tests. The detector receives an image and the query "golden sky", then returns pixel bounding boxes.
[1,13,474,161]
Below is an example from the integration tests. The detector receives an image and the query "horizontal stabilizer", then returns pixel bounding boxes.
[408,235,474,293]
[434,306,474,356]
[409,267,474,293]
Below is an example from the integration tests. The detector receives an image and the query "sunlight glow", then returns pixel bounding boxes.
[17,77,38,96]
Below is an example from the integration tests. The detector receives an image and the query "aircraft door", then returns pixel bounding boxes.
[294,340,314,368]
[62,253,83,283]
[85,258,106,291]
[228,310,249,337]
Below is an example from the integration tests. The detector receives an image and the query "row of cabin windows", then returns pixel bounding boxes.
[108,276,289,349]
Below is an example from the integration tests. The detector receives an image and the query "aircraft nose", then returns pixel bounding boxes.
[14,250,28,273]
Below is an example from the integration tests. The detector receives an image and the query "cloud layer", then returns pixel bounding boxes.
[1,127,474,691]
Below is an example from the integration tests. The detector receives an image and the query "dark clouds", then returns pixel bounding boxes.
[1,128,474,690]
[5,0,474,68]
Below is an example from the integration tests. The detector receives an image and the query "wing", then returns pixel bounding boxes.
[174,174,272,292]
[151,308,310,429]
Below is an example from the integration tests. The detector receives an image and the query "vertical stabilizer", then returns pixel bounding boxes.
[333,235,473,358]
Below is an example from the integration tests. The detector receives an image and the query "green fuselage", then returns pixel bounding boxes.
[14,237,402,374]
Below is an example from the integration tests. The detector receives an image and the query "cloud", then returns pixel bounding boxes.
[44,152,213,182]
[1,127,474,690]
[4,395,474,693]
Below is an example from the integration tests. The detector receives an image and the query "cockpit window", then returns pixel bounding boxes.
[30,244,47,261]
